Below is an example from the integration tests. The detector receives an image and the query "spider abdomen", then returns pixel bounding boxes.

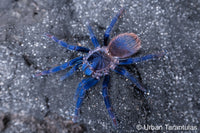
[108,33,141,58]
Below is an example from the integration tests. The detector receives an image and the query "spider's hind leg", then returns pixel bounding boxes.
[118,50,167,65]
[114,66,149,95]
[102,75,118,127]
[73,78,99,123]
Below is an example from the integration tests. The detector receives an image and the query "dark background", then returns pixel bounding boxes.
[0,0,199,132]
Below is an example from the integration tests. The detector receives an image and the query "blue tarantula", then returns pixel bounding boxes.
[34,8,166,127]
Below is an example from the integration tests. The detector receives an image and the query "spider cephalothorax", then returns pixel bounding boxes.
[35,8,166,127]
[82,47,117,79]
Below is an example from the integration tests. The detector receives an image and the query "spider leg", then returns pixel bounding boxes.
[44,33,90,53]
[73,78,99,123]
[102,75,118,127]
[104,7,125,46]
[74,78,88,101]
[34,56,83,77]
[60,62,82,81]
[114,66,148,94]
[118,50,167,65]
[87,24,100,48]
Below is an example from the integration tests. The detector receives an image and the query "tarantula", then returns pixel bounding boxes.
[34,8,166,127]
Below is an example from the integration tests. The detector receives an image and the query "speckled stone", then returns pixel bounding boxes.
[0,0,199,133]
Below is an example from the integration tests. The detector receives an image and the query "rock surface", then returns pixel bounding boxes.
[0,0,199,132]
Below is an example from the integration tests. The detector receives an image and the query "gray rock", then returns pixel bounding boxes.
[0,0,199,132]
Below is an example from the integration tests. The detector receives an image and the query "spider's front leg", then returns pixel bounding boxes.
[102,75,118,127]
[60,62,82,81]
[114,66,149,95]
[104,7,125,46]
[34,56,83,77]
[44,33,90,53]
[73,78,99,122]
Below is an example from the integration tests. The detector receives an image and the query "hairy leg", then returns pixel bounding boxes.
[102,75,118,127]
[118,50,166,65]
[104,8,125,46]
[87,24,100,48]
[60,62,82,81]
[34,56,83,77]
[73,78,99,122]
[44,33,90,53]
[114,66,148,94]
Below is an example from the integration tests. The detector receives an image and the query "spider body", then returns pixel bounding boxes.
[82,47,116,78]
[35,8,166,127]
[82,32,141,79]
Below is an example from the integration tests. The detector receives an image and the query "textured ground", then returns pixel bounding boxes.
[0,0,200,133]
